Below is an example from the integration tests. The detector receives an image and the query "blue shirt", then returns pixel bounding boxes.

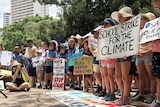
[12,53,25,64]
[59,53,68,71]
[45,50,58,66]
[68,49,75,59]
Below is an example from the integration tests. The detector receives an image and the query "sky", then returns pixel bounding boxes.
[0,0,59,28]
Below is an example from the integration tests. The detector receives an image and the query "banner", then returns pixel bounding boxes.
[74,57,93,75]
[140,17,160,44]
[32,56,43,67]
[0,51,12,66]
[68,52,83,66]
[52,59,65,90]
[97,14,141,60]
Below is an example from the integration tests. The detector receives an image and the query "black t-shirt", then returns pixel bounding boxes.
[12,70,25,86]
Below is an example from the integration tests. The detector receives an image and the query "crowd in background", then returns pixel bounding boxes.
[0,5,160,107]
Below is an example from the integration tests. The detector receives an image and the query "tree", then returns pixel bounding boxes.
[37,0,155,37]
[2,15,66,51]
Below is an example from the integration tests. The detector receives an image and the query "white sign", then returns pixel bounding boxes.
[32,56,43,67]
[52,59,65,90]
[140,17,160,44]
[97,14,141,60]
[0,80,4,89]
[0,51,12,66]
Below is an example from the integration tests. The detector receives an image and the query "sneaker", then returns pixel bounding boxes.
[97,91,106,97]
[115,89,122,96]
[104,93,110,100]
[132,95,145,102]
[37,84,42,89]
[149,103,160,107]
[105,94,116,101]
[132,91,139,98]
[144,95,155,104]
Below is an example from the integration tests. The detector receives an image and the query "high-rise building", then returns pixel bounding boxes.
[11,0,49,22]
[3,11,11,27]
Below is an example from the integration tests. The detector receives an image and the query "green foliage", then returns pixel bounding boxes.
[2,15,66,51]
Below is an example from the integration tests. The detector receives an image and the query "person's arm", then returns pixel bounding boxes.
[21,69,29,81]
[12,66,21,81]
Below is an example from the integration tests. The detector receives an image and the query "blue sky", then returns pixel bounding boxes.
[0,0,59,28]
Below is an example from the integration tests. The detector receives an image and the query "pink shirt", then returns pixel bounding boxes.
[152,39,160,52]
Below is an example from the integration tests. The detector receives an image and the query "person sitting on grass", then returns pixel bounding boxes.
[5,60,30,91]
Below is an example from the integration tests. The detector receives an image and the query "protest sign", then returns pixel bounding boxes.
[74,57,93,75]
[140,17,160,44]
[52,59,65,90]
[32,56,43,67]
[0,51,12,66]
[68,52,83,66]
[97,14,141,60]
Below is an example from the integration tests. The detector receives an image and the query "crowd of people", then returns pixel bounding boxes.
[0,5,160,107]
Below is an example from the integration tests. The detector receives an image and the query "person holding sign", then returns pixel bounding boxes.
[100,18,117,101]
[89,29,102,95]
[44,40,58,89]
[5,60,30,91]
[133,13,157,104]
[111,6,134,105]
[82,39,94,92]
[67,38,76,88]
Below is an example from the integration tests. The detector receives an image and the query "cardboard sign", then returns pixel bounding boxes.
[52,59,65,90]
[0,80,4,89]
[0,51,12,66]
[140,17,160,44]
[74,57,93,75]
[32,56,43,67]
[97,14,141,60]
[68,52,83,66]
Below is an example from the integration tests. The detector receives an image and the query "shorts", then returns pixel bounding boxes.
[129,62,138,76]
[101,59,116,68]
[136,53,152,65]
[93,64,100,73]
[14,79,25,87]
[36,66,44,71]
[29,66,36,77]
[116,56,132,62]
[68,66,74,73]
[152,52,160,78]
[44,66,53,73]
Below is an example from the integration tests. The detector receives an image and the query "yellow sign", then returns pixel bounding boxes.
[0,69,12,76]
[74,57,93,75]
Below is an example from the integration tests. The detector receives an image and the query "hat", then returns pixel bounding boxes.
[111,6,134,23]
[60,44,68,50]
[36,49,42,53]
[68,38,76,43]
[142,12,156,21]
[48,40,58,48]
[82,39,88,46]
[103,18,117,26]
[76,34,83,39]
[11,60,21,68]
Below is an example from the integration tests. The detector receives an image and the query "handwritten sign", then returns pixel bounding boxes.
[140,17,160,44]
[32,56,43,67]
[97,14,141,60]
[68,52,83,66]
[52,59,65,90]
[0,51,12,66]
[74,57,93,75]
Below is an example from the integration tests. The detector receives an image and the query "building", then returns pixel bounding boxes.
[3,11,11,27]
[11,0,49,22]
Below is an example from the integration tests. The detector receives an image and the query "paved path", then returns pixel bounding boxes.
[0,88,149,107]
[0,88,68,107]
